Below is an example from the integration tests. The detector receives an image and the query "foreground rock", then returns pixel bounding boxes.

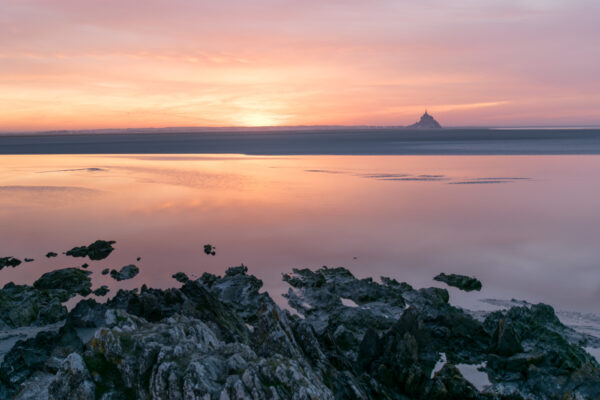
[0,266,598,400]
[110,264,139,281]
[65,240,116,261]
[434,272,483,292]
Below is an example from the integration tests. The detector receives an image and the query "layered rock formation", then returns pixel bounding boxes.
[0,265,599,399]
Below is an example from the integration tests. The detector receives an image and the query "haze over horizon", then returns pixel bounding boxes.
[1,0,599,131]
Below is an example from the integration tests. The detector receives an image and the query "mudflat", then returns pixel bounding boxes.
[1,128,600,155]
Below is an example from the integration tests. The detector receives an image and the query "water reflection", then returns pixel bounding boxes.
[0,154,599,314]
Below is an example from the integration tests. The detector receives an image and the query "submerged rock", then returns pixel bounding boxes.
[0,257,21,270]
[45,252,57,258]
[65,240,116,261]
[110,264,139,281]
[434,272,482,292]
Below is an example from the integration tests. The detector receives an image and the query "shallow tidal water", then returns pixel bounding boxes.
[1,154,600,321]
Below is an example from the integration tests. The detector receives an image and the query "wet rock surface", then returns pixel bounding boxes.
[109,264,139,281]
[65,240,116,261]
[0,265,598,399]
[434,272,483,292]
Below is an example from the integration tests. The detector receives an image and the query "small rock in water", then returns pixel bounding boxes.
[172,272,190,283]
[110,264,139,281]
[65,240,116,260]
[101,268,109,275]
[81,263,89,269]
[46,252,58,258]
[33,268,93,297]
[137,257,141,261]
[204,244,216,256]
[93,285,110,296]
[0,256,22,270]
[24,258,35,262]
[434,272,482,291]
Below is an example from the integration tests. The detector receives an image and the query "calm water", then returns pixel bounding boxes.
[1,154,599,314]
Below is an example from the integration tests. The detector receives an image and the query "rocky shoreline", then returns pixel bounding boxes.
[1,258,599,399]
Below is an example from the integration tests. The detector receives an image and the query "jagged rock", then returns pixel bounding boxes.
[434,273,482,292]
[0,283,68,328]
[408,111,442,129]
[3,265,600,400]
[81,310,334,399]
[484,303,600,398]
[65,240,116,261]
[172,272,189,283]
[426,364,481,400]
[110,265,139,281]
[491,319,523,356]
[66,299,108,328]
[48,353,95,400]
[0,257,22,270]
[45,252,57,258]
[33,268,92,297]
[0,326,83,398]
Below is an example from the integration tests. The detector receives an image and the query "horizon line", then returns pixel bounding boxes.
[3,123,600,136]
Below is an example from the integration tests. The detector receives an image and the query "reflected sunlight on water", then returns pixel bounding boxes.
[1,154,599,313]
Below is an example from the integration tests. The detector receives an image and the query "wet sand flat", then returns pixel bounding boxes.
[1,128,600,155]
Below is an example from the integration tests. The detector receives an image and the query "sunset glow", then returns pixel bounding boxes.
[1,0,599,130]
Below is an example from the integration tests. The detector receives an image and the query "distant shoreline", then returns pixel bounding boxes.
[1,128,600,155]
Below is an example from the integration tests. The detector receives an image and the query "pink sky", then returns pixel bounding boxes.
[1,0,599,130]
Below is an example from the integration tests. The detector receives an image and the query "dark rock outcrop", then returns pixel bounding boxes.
[0,257,22,270]
[172,271,189,283]
[109,264,139,281]
[45,252,58,258]
[0,283,67,328]
[33,268,92,297]
[434,273,482,292]
[92,285,110,296]
[204,244,216,256]
[65,240,116,261]
[1,266,598,400]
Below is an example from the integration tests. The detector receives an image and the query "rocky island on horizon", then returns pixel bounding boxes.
[408,111,443,129]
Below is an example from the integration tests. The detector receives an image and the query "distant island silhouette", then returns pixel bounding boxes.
[408,111,442,129]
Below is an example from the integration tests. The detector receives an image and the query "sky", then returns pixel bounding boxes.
[1,0,599,130]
